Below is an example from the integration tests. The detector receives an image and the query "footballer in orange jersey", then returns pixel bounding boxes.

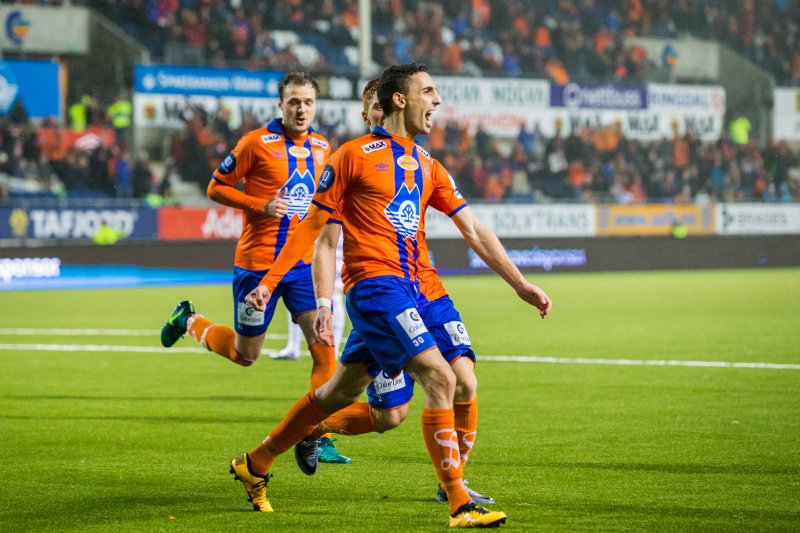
[232,65,551,527]
[305,76,493,504]
[160,73,348,463]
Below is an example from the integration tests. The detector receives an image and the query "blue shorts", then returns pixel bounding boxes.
[359,294,477,409]
[232,265,315,337]
[418,295,476,365]
[342,329,415,409]
[341,276,437,380]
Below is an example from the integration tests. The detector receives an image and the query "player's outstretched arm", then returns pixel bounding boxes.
[244,204,331,311]
[451,206,552,318]
[312,223,341,346]
[207,179,281,214]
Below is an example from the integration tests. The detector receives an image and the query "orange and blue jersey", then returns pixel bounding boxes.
[312,125,467,292]
[416,225,448,303]
[212,118,330,271]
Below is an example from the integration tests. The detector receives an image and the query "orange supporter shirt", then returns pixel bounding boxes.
[212,119,330,271]
[312,126,468,293]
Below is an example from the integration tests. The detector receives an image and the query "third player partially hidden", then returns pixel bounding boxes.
[232,64,551,528]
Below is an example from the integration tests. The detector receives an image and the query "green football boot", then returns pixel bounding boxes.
[160,300,194,347]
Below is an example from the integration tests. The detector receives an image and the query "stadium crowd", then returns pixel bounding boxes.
[2,103,798,205]
[2,0,800,203]
[79,0,800,85]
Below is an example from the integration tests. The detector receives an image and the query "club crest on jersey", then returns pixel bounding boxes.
[288,145,311,159]
[218,153,236,174]
[384,184,421,239]
[361,140,388,153]
[397,155,419,171]
[317,165,335,192]
[311,137,329,149]
[448,175,463,199]
[280,169,315,220]
[260,133,281,144]
[313,149,325,165]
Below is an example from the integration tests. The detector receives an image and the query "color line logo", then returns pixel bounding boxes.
[6,10,31,46]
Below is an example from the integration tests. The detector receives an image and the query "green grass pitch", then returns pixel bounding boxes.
[0,268,798,531]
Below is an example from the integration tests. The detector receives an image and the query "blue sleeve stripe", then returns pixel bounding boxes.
[327,218,343,225]
[212,175,226,185]
[312,200,334,213]
[447,203,469,218]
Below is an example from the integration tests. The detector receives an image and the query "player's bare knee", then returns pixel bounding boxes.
[454,374,477,402]
[373,408,407,433]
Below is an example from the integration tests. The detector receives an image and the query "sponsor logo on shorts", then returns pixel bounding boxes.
[237,301,265,326]
[218,153,236,174]
[361,140,388,153]
[396,308,428,340]
[444,321,471,346]
[311,137,329,149]
[288,145,311,158]
[397,155,419,171]
[372,371,407,394]
[261,134,281,143]
[317,165,335,192]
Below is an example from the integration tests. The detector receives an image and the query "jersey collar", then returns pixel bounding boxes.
[267,118,316,136]
[371,125,392,138]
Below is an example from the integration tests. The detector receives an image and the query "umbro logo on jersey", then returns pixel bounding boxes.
[397,155,419,171]
[311,137,329,149]
[288,146,311,158]
[375,163,389,171]
[361,140,388,153]
[260,134,281,143]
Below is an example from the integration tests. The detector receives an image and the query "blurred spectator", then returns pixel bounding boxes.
[107,92,133,146]
[79,0,800,85]
[729,112,752,146]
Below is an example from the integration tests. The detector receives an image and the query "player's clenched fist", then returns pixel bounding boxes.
[262,189,288,218]
[245,285,271,311]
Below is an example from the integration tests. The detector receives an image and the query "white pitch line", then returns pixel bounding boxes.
[0,343,797,370]
[0,328,286,339]
[0,343,289,356]
[0,343,208,354]
[479,355,800,370]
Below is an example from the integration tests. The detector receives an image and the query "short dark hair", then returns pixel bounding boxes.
[278,72,320,100]
[377,63,429,117]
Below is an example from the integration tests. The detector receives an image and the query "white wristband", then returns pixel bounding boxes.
[315,297,332,309]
